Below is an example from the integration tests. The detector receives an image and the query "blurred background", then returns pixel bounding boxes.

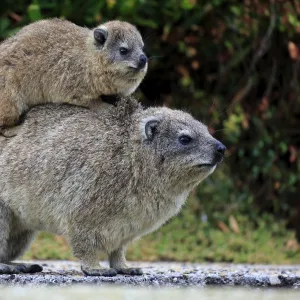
[1,0,300,264]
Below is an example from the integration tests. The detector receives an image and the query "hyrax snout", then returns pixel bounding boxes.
[0,19,147,130]
[0,97,225,276]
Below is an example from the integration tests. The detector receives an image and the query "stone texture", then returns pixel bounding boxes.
[0,260,300,288]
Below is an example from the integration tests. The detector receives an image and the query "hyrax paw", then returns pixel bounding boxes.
[24,264,43,273]
[0,263,42,274]
[13,264,27,273]
[0,125,22,138]
[0,264,12,274]
[81,266,117,277]
[13,263,43,274]
[116,268,143,276]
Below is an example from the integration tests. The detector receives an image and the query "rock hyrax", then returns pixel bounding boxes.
[0,18,147,129]
[0,97,225,276]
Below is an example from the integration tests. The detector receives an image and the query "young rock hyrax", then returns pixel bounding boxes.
[0,19,147,128]
[0,97,225,276]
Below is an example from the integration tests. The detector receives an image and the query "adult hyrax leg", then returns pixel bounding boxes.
[0,202,42,274]
[109,247,143,275]
[70,234,117,277]
[0,96,22,137]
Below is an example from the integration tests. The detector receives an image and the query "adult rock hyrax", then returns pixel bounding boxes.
[0,18,147,130]
[0,97,225,276]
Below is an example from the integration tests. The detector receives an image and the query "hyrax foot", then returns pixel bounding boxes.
[81,265,117,277]
[108,248,142,275]
[115,267,143,276]
[13,263,43,274]
[0,263,43,274]
[0,264,11,274]
[72,239,117,277]
[0,125,22,138]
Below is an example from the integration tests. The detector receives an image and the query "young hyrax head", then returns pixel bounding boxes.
[140,108,226,185]
[93,20,147,95]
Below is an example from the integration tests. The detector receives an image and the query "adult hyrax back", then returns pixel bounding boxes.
[0,98,225,276]
[0,19,147,127]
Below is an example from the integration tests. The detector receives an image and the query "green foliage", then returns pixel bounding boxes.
[1,1,300,245]
[27,2,42,22]
[24,232,72,260]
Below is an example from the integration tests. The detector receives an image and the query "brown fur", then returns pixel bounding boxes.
[0,19,147,128]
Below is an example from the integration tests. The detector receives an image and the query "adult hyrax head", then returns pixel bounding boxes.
[137,106,225,189]
[0,97,225,276]
[91,20,148,95]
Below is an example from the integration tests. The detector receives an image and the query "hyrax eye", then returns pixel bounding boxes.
[120,47,129,55]
[179,135,193,145]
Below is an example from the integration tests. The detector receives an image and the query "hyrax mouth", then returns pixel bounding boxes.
[128,66,147,73]
[198,163,216,168]
[198,156,224,168]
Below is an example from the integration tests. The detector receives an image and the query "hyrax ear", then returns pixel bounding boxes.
[141,116,160,141]
[94,27,108,45]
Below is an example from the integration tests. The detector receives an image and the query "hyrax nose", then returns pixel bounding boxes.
[214,141,226,164]
[138,54,148,69]
[216,141,226,156]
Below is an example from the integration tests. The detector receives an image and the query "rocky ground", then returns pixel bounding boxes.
[0,261,300,288]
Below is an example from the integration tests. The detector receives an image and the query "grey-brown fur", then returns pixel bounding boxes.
[0,19,147,128]
[0,97,225,276]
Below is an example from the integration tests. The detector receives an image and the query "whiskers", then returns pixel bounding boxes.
[213,128,227,133]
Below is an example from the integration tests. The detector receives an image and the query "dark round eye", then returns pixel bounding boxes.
[120,47,128,55]
[179,135,193,145]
